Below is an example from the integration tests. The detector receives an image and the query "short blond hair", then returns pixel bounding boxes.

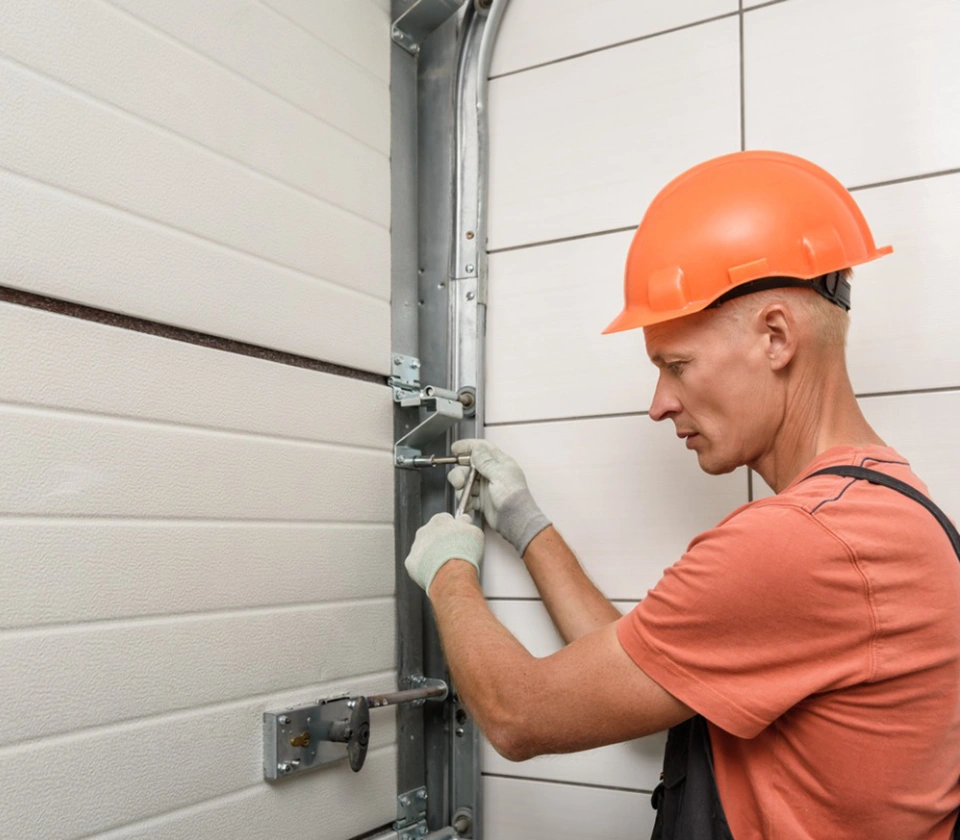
[722,269,852,349]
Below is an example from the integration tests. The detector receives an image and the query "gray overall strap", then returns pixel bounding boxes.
[806,465,960,559]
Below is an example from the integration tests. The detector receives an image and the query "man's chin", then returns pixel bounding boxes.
[695,449,739,476]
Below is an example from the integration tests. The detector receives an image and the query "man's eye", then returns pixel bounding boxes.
[668,362,685,376]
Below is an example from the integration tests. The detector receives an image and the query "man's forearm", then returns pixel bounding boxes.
[522,526,621,643]
[428,560,534,755]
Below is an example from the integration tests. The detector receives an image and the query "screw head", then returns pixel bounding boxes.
[278,715,291,725]
[465,264,475,273]
[466,231,475,240]
[455,727,465,737]
[410,360,420,369]
[417,790,428,801]
[466,291,475,301]
[400,795,411,806]
[277,762,291,774]
[394,356,402,366]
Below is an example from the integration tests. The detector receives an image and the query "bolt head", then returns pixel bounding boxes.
[277,762,290,774]
[278,715,291,725]
[455,727,465,737]
[466,264,475,273]
[400,795,411,806]
[394,356,402,365]
[410,360,420,369]
[417,790,428,800]
[466,291,475,301]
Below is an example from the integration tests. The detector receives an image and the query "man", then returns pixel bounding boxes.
[403,151,960,838]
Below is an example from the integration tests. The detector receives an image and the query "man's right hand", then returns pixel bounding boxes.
[448,439,552,557]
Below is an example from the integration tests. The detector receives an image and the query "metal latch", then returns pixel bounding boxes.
[264,678,448,780]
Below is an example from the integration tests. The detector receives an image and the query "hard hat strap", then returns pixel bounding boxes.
[708,271,851,312]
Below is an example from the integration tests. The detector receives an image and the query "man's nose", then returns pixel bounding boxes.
[648,374,681,422]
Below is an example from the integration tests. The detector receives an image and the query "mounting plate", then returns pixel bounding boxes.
[264,695,358,781]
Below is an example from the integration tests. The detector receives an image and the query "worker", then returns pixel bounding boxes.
[403,151,960,839]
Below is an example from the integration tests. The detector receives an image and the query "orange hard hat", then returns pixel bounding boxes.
[603,150,893,334]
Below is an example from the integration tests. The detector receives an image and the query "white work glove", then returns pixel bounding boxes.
[404,513,484,596]
[448,439,551,557]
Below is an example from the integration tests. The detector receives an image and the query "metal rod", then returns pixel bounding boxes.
[454,465,478,518]
[402,454,471,468]
[367,682,449,709]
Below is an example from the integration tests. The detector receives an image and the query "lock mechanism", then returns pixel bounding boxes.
[263,677,448,781]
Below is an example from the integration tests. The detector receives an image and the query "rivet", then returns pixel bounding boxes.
[410,360,420,369]
[465,264,475,273]
[466,231,475,240]
[277,762,290,774]
[400,795,411,806]
[466,291,475,301]
[455,727,465,737]
[278,715,291,725]
[417,790,428,801]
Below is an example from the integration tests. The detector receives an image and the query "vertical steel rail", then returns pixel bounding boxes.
[447,4,510,839]
[394,1,509,837]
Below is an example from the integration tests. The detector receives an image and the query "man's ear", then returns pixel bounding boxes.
[758,303,798,371]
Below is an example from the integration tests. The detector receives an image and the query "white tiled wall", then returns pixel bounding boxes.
[483,0,960,834]
[0,3,396,839]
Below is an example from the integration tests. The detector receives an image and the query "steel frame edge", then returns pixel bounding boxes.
[392,1,509,838]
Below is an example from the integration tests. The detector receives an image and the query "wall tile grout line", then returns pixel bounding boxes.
[848,167,960,193]
[485,409,651,428]
[857,384,960,400]
[485,386,960,428]
[482,771,655,796]
[0,286,387,385]
[487,224,637,255]
[488,11,742,81]
[739,0,746,151]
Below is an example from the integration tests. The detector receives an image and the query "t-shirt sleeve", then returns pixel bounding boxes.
[617,502,875,739]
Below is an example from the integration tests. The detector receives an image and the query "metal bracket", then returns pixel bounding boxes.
[390,353,422,402]
[394,386,465,468]
[391,0,468,56]
[395,786,429,837]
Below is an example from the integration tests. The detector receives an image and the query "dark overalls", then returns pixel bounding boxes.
[649,466,960,840]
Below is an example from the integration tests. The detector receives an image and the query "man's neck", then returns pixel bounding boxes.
[752,365,885,493]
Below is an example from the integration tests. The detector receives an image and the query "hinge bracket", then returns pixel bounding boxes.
[394,786,429,838]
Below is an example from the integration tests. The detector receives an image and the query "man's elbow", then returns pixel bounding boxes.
[485,717,542,763]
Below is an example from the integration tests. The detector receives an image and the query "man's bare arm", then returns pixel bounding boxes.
[521,526,622,643]
[429,560,692,761]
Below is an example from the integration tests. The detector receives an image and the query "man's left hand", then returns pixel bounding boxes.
[404,513,484,595]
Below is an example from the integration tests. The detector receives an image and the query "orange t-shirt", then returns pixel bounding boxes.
[617,445,960,839]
